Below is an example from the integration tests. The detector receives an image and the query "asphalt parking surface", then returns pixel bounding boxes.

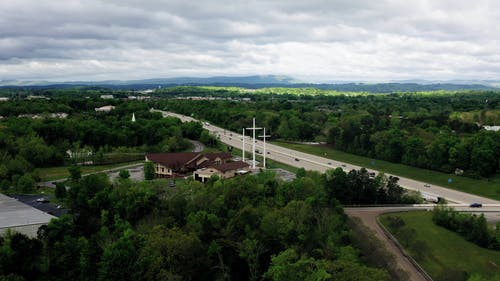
[9,194,68,217]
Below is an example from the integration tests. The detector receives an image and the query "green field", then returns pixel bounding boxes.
[36,160,145,181]
[380,211,500,281]
[273,141,500,201]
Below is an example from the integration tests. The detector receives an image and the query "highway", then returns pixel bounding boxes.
[153,109,500,205]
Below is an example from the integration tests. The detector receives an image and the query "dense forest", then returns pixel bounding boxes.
[1,170,397,281]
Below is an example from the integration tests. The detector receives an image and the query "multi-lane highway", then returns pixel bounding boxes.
[153,109,500,205]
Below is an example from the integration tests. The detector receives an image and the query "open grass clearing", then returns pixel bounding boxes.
[380,211,500,281]
[36,160,145,182]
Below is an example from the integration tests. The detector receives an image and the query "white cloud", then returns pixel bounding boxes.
[0,0,499,81]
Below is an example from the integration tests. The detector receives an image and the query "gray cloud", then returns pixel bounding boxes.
[0,0,499,81]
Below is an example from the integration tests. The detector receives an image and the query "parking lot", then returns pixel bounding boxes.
[9,194,68,217]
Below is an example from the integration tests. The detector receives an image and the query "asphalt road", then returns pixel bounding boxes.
[189,139,205,152]
[153,109,500,205]
[346,207,428,281]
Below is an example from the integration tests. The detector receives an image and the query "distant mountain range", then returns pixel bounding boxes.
[1,75,499,93]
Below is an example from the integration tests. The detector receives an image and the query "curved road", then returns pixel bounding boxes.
[153,109,500,205]
[345,207,429,281]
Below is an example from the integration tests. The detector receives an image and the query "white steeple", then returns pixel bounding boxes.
[132,112,136,122]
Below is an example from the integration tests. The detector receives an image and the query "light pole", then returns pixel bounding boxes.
[242,128,245,162]
[258,128,271,168]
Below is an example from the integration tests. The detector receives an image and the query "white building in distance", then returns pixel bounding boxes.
[95,105,115,112]
[483,125,500,131]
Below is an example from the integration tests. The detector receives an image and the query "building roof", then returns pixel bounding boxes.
[210,161,250,173]
[204,152,232,161]
[146,152,201,169]
[0,194,55,229]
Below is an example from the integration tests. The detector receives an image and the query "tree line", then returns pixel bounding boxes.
[432,206,500,250]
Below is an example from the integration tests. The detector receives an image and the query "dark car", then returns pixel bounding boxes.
[294,158,299,161]
[469,203,482,208]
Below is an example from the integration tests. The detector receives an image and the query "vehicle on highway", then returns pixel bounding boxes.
[369,172,376,178]
[295,158,299,161]
[341,164,346,167]
[328,162,332,165]
[424,184,431,187]
[267,152,270,154]
[36,198,49,203]
[469,203,482,208]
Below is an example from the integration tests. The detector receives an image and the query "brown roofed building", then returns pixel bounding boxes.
[145,152,235,178]
[193,161,250,183]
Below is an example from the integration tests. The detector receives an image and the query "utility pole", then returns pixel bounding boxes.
[246,118,261,169]
[258,128,271,168]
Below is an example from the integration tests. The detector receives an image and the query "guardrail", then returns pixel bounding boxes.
[376,215,434,281]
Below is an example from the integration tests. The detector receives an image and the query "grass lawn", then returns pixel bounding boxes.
[36,160,145,181]
[273,141,500,201]
[228,146,298,173]
[380,211,500,281]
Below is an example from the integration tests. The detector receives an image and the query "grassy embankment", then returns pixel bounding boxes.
[36,160,145,182]
[379,211,500,280]
[273,141,500,201]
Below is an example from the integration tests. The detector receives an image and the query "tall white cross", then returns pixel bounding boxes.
[242,128,245,162]
[246,118,261,169]
[258,128,271,168]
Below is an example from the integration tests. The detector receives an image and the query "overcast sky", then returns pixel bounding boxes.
[1,0,499,82]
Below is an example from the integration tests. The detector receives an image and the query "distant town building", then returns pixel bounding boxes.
[0,97,9,102]
[100,95,114,99]
[483,125,500,131]
[50,112,68,118]
[139,89,154,94]
[27,95,48,100]
[95,105,115,112]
